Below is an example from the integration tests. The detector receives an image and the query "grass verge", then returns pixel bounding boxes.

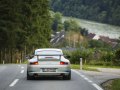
[111,79,120,90]
[102,79,120,90]
[71,64,120,69]
[85,65,120,69]
[71,64,99,71]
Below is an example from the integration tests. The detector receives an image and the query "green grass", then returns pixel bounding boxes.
[85,65,120,69]
[71,64,120,71]
[103,79,120,90]
[111,79,120,90]
[71,64,99,71]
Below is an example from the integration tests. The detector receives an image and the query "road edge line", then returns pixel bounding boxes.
[72,69,103,90]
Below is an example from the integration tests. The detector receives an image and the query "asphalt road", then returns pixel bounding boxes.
[0,64,103,90]
[51,30,65,45]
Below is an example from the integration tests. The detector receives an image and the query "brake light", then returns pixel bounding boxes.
[30,61,38,65]
[60,61,68,65]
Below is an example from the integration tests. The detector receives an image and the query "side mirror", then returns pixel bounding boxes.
[26,55,34,59]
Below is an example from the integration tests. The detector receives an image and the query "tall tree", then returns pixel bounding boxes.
[0,0,51,63]
[52,12,63,32]
[51,0,120,26]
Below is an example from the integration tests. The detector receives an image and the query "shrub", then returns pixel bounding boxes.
[101,52,114,62]
[113,48,120,66]
[89,60,112,66]
[63,49,93,64]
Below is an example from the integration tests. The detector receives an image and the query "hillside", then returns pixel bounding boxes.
[62,17,120,39]
[50,0,120,26]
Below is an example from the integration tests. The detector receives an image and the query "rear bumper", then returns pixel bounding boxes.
[27,65,71,76]
[28,72,70,76]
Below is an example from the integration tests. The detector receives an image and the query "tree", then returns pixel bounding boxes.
[113,48,120,65]
[52,12,63,32]
[64,19,79,31]
[64,20,71,31]
[51,0,120,26]
[115,48,120,61]
[0,0,51,63]
[80,28,88,36]
[88,40,104,48]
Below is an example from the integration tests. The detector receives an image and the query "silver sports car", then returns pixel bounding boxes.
[27,48,71,80]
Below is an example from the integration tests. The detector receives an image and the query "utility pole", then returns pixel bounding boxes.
[80,58,83,70]
[74,35,75,48]
[3,60,4,64]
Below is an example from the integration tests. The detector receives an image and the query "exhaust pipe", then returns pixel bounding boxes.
[34,74,39,77]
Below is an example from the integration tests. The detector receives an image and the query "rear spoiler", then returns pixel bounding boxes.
[34,55,63,60]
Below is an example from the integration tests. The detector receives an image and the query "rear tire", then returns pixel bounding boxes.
[63,71,71,80]
[27,71,34,80]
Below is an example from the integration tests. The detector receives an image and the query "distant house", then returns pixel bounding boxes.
[87,33,119,48]
[93,35,100,40]
[99,36,110,42]
[99,36,118,48]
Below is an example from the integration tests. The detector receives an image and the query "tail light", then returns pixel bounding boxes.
[30,61,38,65]
[60,61,68,65]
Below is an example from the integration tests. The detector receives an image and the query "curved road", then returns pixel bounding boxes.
[0,64,103,90]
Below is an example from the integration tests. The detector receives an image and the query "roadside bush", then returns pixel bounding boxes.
[89,60,112,66]
[91,50,115,66]
[88,40,104,48]
[89,60,104,66]
[101,52,114,62]
[63,50,71,57]
[63,49,119,66]
[113,48,120,66]
[70,50,81,64]
[63,49,93,64]
[88,40,111,49]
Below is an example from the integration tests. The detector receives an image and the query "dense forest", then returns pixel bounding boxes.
[50,0,120,26]
[0,0,51,63]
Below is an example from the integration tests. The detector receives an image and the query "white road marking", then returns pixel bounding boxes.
[72,69,81,75]
[87,79,93,83]
[20,70,24,73]
[56,38,60,43]
[80,75,85,77]
[84,77,89,80]
[9,79,19,87]
[61,35,64,38]
[50,38,54,42]
[92,83,103,90]
[21,66,24,69]
[72,70,103,90]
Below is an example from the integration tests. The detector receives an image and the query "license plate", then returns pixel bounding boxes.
[42,68,56,72]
